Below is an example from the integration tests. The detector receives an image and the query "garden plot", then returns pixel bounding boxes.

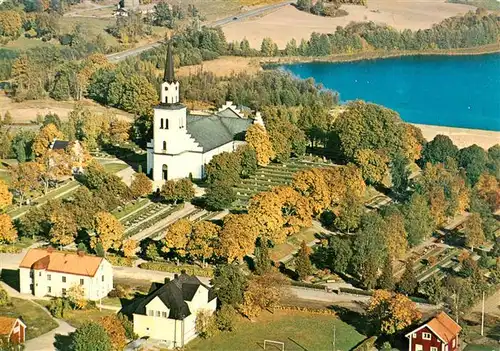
[412,247,460,283]
[123,202,172,234]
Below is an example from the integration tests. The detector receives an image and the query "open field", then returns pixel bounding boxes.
[223,1,476,48]
[0,297,58,340]
[186,310,365,351]
[0,96,133,124]
[177,56,263,77]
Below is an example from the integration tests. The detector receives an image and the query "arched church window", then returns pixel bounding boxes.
[165,119,169,129]
[163,141,167,150]
[164,86,168,91]
[160,119,163,129]
[162,164,168,180]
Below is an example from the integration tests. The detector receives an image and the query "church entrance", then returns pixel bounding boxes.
[162,164,168,180]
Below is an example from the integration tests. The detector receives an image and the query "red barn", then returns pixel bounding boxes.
[0,317,26,345]
[406,312,461,351]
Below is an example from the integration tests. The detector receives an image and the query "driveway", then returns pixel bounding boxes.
[25,319,75,351]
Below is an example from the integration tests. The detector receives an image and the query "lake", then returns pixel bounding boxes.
[279,53,500,131]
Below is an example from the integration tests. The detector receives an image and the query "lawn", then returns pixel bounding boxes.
[35,300,115,328]
[102,162,129,174]
[0,297,58,340]
[186,310,365,351]
[113,198,150,220]
[270,227,317,262]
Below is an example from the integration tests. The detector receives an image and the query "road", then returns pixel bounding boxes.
[106,0,295,62]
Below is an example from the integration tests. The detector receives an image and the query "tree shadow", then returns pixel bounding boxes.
[54,333,73,350]
[0,269,20,291]
[288,337,308,350]
[329,305,372,336]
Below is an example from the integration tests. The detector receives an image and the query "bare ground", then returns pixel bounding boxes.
[0,95,133,123]
[414,123,500,149]
[223,1,476,48]
[177,56,263,77]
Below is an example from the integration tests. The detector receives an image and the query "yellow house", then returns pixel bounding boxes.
[123,272,217,348]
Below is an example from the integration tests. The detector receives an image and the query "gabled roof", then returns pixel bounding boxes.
[122,273,215,320]
[51,140,69,150]
[19,249,103,277]
[0,317,24,336]
[186,114,252,152]
[406,312,461,343]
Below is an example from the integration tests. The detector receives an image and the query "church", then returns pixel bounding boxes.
[146,42,264,188]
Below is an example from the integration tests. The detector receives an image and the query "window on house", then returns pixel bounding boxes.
[62,276,66,283]
[430,347,438,351]
[164,86,168,91]
[422,333,432,340]
[156,311,161,317]
[160,119,164,129]
[412,333,416,338]
[101,275,104,282]
[148,310,153,317]
[80,279,84,285]
[62,288,67,296]
[39,272,41,276]
[452,339,456,348]
[162,312,167,318]
[48,286,51,293]
[163,141,167,150]
[165,119,169,129]
[47,274,51,281]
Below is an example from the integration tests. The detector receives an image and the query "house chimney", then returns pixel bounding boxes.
[46,247,55,253]
[180,269,186,275]
[164,277,170,284]
[77,250,85,257]
[173,273,179,280]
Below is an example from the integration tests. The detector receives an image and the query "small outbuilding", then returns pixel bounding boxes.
[0,316,26,345]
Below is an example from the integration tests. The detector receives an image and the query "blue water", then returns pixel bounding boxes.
[280,53,500,131]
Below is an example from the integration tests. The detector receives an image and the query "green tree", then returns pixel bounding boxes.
[204,181,235,210]
[397,259,417,295]
[161,178,194,203]
[70,322,112,351]
[464,212,485,251]
[205,152,241,186]
[212,264,248,307]
[419,275,445,304]
[391,153,411,197]
[254,238,272,275]
[236,145,257,178]
[295,240,313,280]
[378,256,395,290]
[328,236,352,274]
[260,37,278,57]
[402,193,434,246]
[334,194,364,233]
[458,144,488,185]
[421,134,458,165]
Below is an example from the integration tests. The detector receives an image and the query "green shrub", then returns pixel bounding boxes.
[117,313,137,339]
[106,255,134,267]
[48,297,70,318]
[139,262,214,277]
[339,287,373,296]
[291,281,327,290]
[0,245,21,254]
[215,305,237,332]
[0,287,10,306]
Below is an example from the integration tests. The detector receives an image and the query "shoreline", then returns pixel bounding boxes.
[261,43,500,66]
[413,123,500,150]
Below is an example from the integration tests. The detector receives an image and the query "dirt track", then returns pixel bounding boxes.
[223,0,476,48]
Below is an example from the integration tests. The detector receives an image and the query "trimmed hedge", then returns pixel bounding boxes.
[107,255,134,267]
[139,262,214,277]
[339,287,374,296]
[291,281,328,290]
[0,245,22,253]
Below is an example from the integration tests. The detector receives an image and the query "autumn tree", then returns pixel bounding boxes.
[293,168,330,215]
[245,124,275,166]
[219,214,260,262]
[163,218,191,257]
[49,210,77,247]
[295,240,313,280]
[402,193,434,246]
[397,259,417,295]
[368,290,421,335]
[354,149,388,185]
[474,173,499,211]
[241,271,289,319]
[67,284,87,310]
[0,11,22,38]
[0,214,17,244]
[10,162,40,206]
[161,178,195,203]
[92,212,125,254]
[33,123,63,157]
[99,315,127,351]
[188,221,220,264]
[383,210,408,260]
[0,179,12,211]
[36,150,72,194]
[130,172,152,199]
[121,239,137,258]
[464,212,485,251]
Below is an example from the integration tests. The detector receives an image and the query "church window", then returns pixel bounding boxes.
[165,119,169,129]
[160,119,163,129]
[163,141,167,150]
[162,165,168,180]
[164,86,168,91]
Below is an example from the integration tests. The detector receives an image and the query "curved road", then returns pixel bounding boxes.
[106,0,295,62]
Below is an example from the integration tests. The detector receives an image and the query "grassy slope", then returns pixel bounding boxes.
[0,298,58,340]
[187,310,365,351]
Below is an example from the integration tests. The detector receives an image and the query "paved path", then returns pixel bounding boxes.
[112,265,211,285]
[130,203,196,241]
[106,0,295,62]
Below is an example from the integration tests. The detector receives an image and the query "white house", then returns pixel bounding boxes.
[19,248,113,301]
[146,41,264,189]
[122,272,217,348]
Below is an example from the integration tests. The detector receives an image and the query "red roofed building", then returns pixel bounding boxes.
[19,248,113,301]
[0,317,26,345]
[406,312,461,351]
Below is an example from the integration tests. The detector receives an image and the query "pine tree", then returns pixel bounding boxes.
[254,238,272,275]
[378,256,395,290]
[295,240,313,280]
[397,259,417,295]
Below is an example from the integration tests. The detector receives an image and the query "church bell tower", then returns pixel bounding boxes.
[160,41,180,105]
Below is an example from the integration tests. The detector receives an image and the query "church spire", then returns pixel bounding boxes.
[164,41,175,83]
